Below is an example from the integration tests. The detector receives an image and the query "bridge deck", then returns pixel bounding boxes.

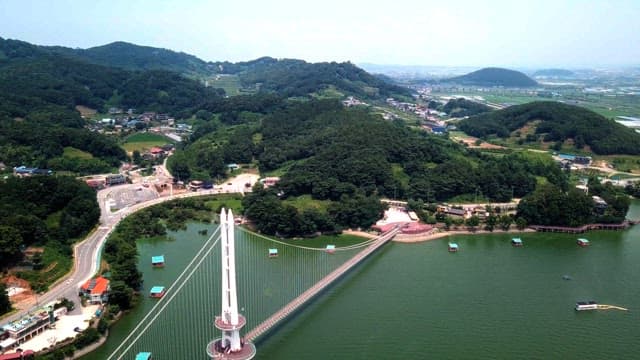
[244,228,399,342]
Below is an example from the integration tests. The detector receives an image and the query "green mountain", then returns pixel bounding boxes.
[532,68,575,77]
[458,101,640,155]
[48,41,212,76]
[0,37,229,172]
[42,40,411,100]
[447,67,538,87]
[211,57,413,99]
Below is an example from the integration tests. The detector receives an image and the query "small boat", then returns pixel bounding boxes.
[577,238,590,247]
[325,245,336,254]
[136,352,153,360]
[448,243,459,252]
[151,255,165,267]
[268,248,278,258]
[511,238,523,247]
[149,286,166,298]
[562,275,572,280]
[575,301,598,311]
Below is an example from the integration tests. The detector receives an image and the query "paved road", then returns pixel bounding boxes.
[2,174,259,324]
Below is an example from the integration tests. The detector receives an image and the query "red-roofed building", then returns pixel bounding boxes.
[80,276,110,304]
[149,147,165,158]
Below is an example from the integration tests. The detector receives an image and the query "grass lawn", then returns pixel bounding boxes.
[17,244,72,292]
[204,194,245,214]
[311,85,344,99]
[63,146,93,159]
[122,132,172,153]
[208,75,242,96]
[283,195,332,212]
[264,159,303,177]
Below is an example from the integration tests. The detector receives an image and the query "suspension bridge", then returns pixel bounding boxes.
[104,209,399,360]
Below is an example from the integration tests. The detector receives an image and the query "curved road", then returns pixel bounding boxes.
[2,173,259,324]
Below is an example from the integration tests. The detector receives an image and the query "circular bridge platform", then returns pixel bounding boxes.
[207,339,256,360]
[214,315,247,331]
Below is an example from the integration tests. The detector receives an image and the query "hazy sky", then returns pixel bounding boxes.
[1,0,638,68]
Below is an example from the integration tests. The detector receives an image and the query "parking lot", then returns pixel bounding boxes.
[106,185,159,211]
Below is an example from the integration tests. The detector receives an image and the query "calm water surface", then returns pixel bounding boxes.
[90,202,640,359]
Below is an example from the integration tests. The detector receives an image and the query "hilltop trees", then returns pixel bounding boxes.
[516,182,629,227]
[0,176,99,268]
[459,102,640,155]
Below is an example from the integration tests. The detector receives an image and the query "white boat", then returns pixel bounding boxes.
[575,301,598,311]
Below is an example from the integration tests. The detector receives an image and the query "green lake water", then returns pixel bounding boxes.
[88,202,640,359]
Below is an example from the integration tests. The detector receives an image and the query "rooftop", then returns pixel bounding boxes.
[136,352,153,360]
[150,286,165,294]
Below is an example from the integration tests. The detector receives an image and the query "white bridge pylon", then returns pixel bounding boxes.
[207,208,256,359]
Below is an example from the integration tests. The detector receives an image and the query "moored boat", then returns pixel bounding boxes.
[326,244,336,254]
[448,242,459,252]
[511,238,523,247]
[575,300,598,311]
[577,238,590,247]
[268,248,278,258]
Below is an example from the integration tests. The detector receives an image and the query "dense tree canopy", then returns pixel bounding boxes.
[459,101,640,155]
[517,181,629,226]
[0,176,99,267]
[442,98,492,117]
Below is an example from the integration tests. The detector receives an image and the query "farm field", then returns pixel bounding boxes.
[122,132,172,153]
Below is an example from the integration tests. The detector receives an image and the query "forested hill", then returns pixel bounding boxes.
[0,37,225,172]
[447,67,538,87]
[38,38,412,100]
[47,41,213,76]
[458,101,640,155]
[213,57,413,99]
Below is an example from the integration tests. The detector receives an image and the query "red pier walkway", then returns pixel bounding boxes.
[244,228,399,342]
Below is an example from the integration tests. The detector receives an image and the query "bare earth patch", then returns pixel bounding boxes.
[2,275,36,311]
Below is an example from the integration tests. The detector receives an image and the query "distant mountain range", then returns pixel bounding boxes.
[446,67,538,87]
[38,41,410,100]
[532,69,575,78]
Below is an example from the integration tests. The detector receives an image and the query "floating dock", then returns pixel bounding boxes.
[151,255,165,267]
[149,286,166,298]
[135,352,153,360]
